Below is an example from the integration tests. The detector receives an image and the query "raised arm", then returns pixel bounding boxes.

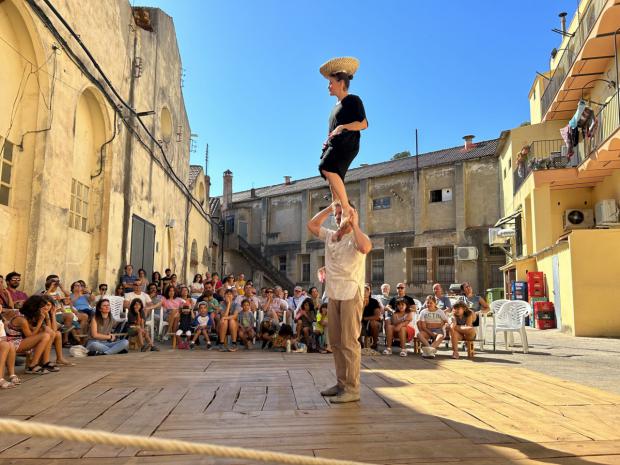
[307,204,334,238]
[349,210,372,255]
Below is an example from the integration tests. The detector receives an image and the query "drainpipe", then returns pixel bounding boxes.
[614,28,620,124]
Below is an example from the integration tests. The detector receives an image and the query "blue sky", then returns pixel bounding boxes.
[149,0,573,196]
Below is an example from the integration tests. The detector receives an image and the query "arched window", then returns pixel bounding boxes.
[190,239,198,267]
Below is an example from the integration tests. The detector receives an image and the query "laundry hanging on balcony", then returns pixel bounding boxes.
[560,99,598,160]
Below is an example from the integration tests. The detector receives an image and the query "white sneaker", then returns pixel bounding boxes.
[430,347,438,354]
[400,350,407,357]
[175,330,182,336]
[382,348,392,355]
[185,330,191,337]
[421,346,435,358]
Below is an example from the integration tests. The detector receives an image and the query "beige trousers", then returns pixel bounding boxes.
[328,290,363,395]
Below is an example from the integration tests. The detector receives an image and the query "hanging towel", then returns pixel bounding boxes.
[569,99,586,129]
[560,124,574,159]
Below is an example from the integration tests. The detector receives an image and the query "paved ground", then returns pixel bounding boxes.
[0,331,619,465]
[455,325,620,395]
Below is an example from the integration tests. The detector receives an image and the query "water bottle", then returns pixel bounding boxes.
[286,339,291,353]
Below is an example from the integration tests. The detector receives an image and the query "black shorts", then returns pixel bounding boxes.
[319,145,358,181]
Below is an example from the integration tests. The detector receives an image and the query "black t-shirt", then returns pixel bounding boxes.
[388,295,415,312]
[326,94,367,155]
[362,297,381,320]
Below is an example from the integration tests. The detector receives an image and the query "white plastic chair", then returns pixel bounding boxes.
[493,301,530,353]
[107,296,127,334]
[145,307,156,342]
[158,308,169,341]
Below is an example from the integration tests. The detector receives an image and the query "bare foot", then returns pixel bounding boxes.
[451,352,459,359]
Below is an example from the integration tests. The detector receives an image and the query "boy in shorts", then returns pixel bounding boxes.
[190,302,211,350]
[238,299,256,349]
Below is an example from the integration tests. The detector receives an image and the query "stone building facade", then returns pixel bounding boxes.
[0,0,218,292]
[218,135,506,296]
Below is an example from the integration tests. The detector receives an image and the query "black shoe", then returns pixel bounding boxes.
[262,340,268,349]
[87,350,103,356]
[119,349,128,354]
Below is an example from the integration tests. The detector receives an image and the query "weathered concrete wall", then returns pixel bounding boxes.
[0,0,212,292]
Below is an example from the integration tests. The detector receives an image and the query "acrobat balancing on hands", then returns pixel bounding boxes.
[318,56,369,241]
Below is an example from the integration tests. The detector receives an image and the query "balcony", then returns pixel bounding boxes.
[513,139,565,195]
[540,0,620,122]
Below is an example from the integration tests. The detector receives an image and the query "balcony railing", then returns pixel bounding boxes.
[585,89,620,154]
[540,0,607,118]
[513,139,565,194]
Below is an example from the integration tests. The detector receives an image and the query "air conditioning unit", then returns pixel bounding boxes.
[489,227,514,246]
[456,246,478,261]
[595,199,619,225]
[563,209,594,230]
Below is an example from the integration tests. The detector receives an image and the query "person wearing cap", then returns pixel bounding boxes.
[287,286,305,319]
[385,283,415,314]
[307,201,371,403]
[318,56,368,241]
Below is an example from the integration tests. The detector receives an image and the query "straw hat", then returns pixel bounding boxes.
[319,56,360,78]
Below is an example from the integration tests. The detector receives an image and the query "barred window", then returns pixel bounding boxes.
[70,179,89,232]
[0,138,14,206]
[298,254,310,282]
[372,197,391,210]
[408,248,427,284]
[434,246,454,284]
[370,250,384,283]
[278,255,287,273]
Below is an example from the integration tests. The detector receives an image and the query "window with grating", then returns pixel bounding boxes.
[408,247,427,284]
[0,138,14,206]
[434,246,454,284]
[70,179,89,232]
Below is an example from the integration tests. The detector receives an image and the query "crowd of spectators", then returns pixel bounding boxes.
[0,264,490,389]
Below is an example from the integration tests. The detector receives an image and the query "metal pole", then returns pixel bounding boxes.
[415,129,419,181]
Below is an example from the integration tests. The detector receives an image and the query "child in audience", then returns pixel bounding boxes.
[259,307,279,349]
[190,302,211,350]
[57,296,86,347]
[176,286,195,346]
[315,303,329,353]
[295,298,316,351]
[237,299,256,349]
[450,301,476,359]
[127,298,157,352]
[0,303,19,389]
[271,323,298,351]
[418,295,450,358]
[383,297,413,357]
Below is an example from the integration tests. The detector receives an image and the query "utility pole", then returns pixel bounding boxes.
[205,143,209,175]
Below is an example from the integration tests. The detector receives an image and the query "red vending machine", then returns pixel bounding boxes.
[527,272,545,298]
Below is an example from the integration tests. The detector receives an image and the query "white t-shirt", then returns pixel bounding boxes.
[419,308,448,325]
[124,292,152,307]
[319,227,366,301]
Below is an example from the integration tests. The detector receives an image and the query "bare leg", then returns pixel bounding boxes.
[450,328,461,358]
[0,342,9,380]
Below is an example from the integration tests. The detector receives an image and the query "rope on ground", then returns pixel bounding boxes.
[0,418,372,465]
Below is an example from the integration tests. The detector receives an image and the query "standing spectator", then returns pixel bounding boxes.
[418,295,450,357]
[190,274,204,300]
[86,299,129,356]
[360,284,382,351]
[216,289,239,351]
[190,302,211,350]
[307,203,371,403]
[235,274,246,296]
[70,281,94,318]
[431,283,452,312]
[5,272,28,309]
[376,283,391,307]
[0,276,14,309]
[237,299,256,349]
[137,269,148,292]
[383,298,413,357]
[385,283,415,314]
[121,264,138,294]
[459,282,490,328]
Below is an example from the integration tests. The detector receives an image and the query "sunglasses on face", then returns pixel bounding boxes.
[397,287,405,290]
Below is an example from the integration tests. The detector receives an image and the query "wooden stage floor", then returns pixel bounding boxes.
[0,349,619,465]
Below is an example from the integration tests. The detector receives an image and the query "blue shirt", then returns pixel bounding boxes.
[71,293,91,311]
[121,274,138,293]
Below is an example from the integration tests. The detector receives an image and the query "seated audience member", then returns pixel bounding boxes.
[124,280,154,313]
[0,275,15,309]
[41,295,73,368]
[169,274,179,290]
[383,297,413,357]
[8,295,54,373]
[190,274,204,300]
[418,295,450,357]
[127,298,158,352]
[235,273,246,296]
[136,269,148,292]
[203,271,211,284]
[271,324,297,351]
[161,285,183,337]
[307,286,322,312]
[450,301,476,359]
[121,264,138,294]
[283,289,289,301]
[431,283,452,312]
[87,298,129,356]
[5,272,28,309]
[361,284,382,351]
[376,283,391,307]
[71,281,94,318]
[191,302,211,350]
[234,283,259,312]
[114,283,125,297]
[161,268,173,289]
[94,283,110,303]
[211,272,223,290]
[385,283,415,315]
[216,289,239,351]
[151,271,163,294]
[295,297,316,351]
[175,286,195,344]
[58,296,87,347]
[237,299,256,349]
[147,283,163,326]
[262,288,288,323]
[259,307,279,349]
[287,286,305,317]
[315,302,330,353]
[0,303,19,388]
[459,282,490,327]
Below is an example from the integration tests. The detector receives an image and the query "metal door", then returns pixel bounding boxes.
[552,255,563,330]
[130,215,156,278]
